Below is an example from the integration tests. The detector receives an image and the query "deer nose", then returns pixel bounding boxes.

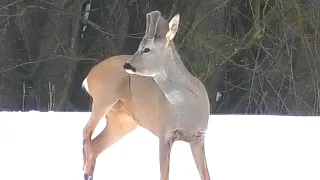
[123,63,136,72]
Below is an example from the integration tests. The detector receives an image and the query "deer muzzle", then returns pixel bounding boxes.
[123,62,137,74]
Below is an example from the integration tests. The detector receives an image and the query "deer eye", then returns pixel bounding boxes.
[142,48,150,53]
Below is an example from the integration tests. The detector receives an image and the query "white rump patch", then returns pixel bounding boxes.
[82,77,89,93]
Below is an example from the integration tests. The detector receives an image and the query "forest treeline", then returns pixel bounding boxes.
[0,0,319,115]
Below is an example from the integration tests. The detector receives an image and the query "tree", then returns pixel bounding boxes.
[0,0,319,115]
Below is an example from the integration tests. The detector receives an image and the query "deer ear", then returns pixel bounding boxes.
[166,14,180,41]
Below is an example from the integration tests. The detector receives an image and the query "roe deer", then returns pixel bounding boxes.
[123,11,211,180]
[82,15,170,180]
[82,11,211,180]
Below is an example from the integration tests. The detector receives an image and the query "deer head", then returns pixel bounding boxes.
[123,11,180,77]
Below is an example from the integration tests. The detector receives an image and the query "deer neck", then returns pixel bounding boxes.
[153,50,198,105]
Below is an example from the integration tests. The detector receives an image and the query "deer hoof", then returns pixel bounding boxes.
[84,173,93,180]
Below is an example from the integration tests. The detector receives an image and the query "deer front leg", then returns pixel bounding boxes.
[189,135,211,180]
[159,135,174,180]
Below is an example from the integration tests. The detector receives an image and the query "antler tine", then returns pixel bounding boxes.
[146,11,161,38]
[145,13,151,36]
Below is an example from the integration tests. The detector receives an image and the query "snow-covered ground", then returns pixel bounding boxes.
[0,112,320,180]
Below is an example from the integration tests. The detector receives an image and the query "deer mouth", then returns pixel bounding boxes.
[123,63,137,74]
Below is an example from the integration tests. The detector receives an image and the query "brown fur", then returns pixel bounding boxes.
[82,55,166,179]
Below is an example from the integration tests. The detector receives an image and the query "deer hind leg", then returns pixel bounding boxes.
[159,135,174,180]
[82,95,118,179]
[189,134,211,180]
[84,101,137,180]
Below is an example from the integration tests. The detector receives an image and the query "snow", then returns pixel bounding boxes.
[0,112,320,180]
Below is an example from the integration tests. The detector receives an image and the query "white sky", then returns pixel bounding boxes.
[0,112,320,180]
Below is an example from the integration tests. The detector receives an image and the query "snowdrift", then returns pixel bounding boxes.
[0,112,319,180]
